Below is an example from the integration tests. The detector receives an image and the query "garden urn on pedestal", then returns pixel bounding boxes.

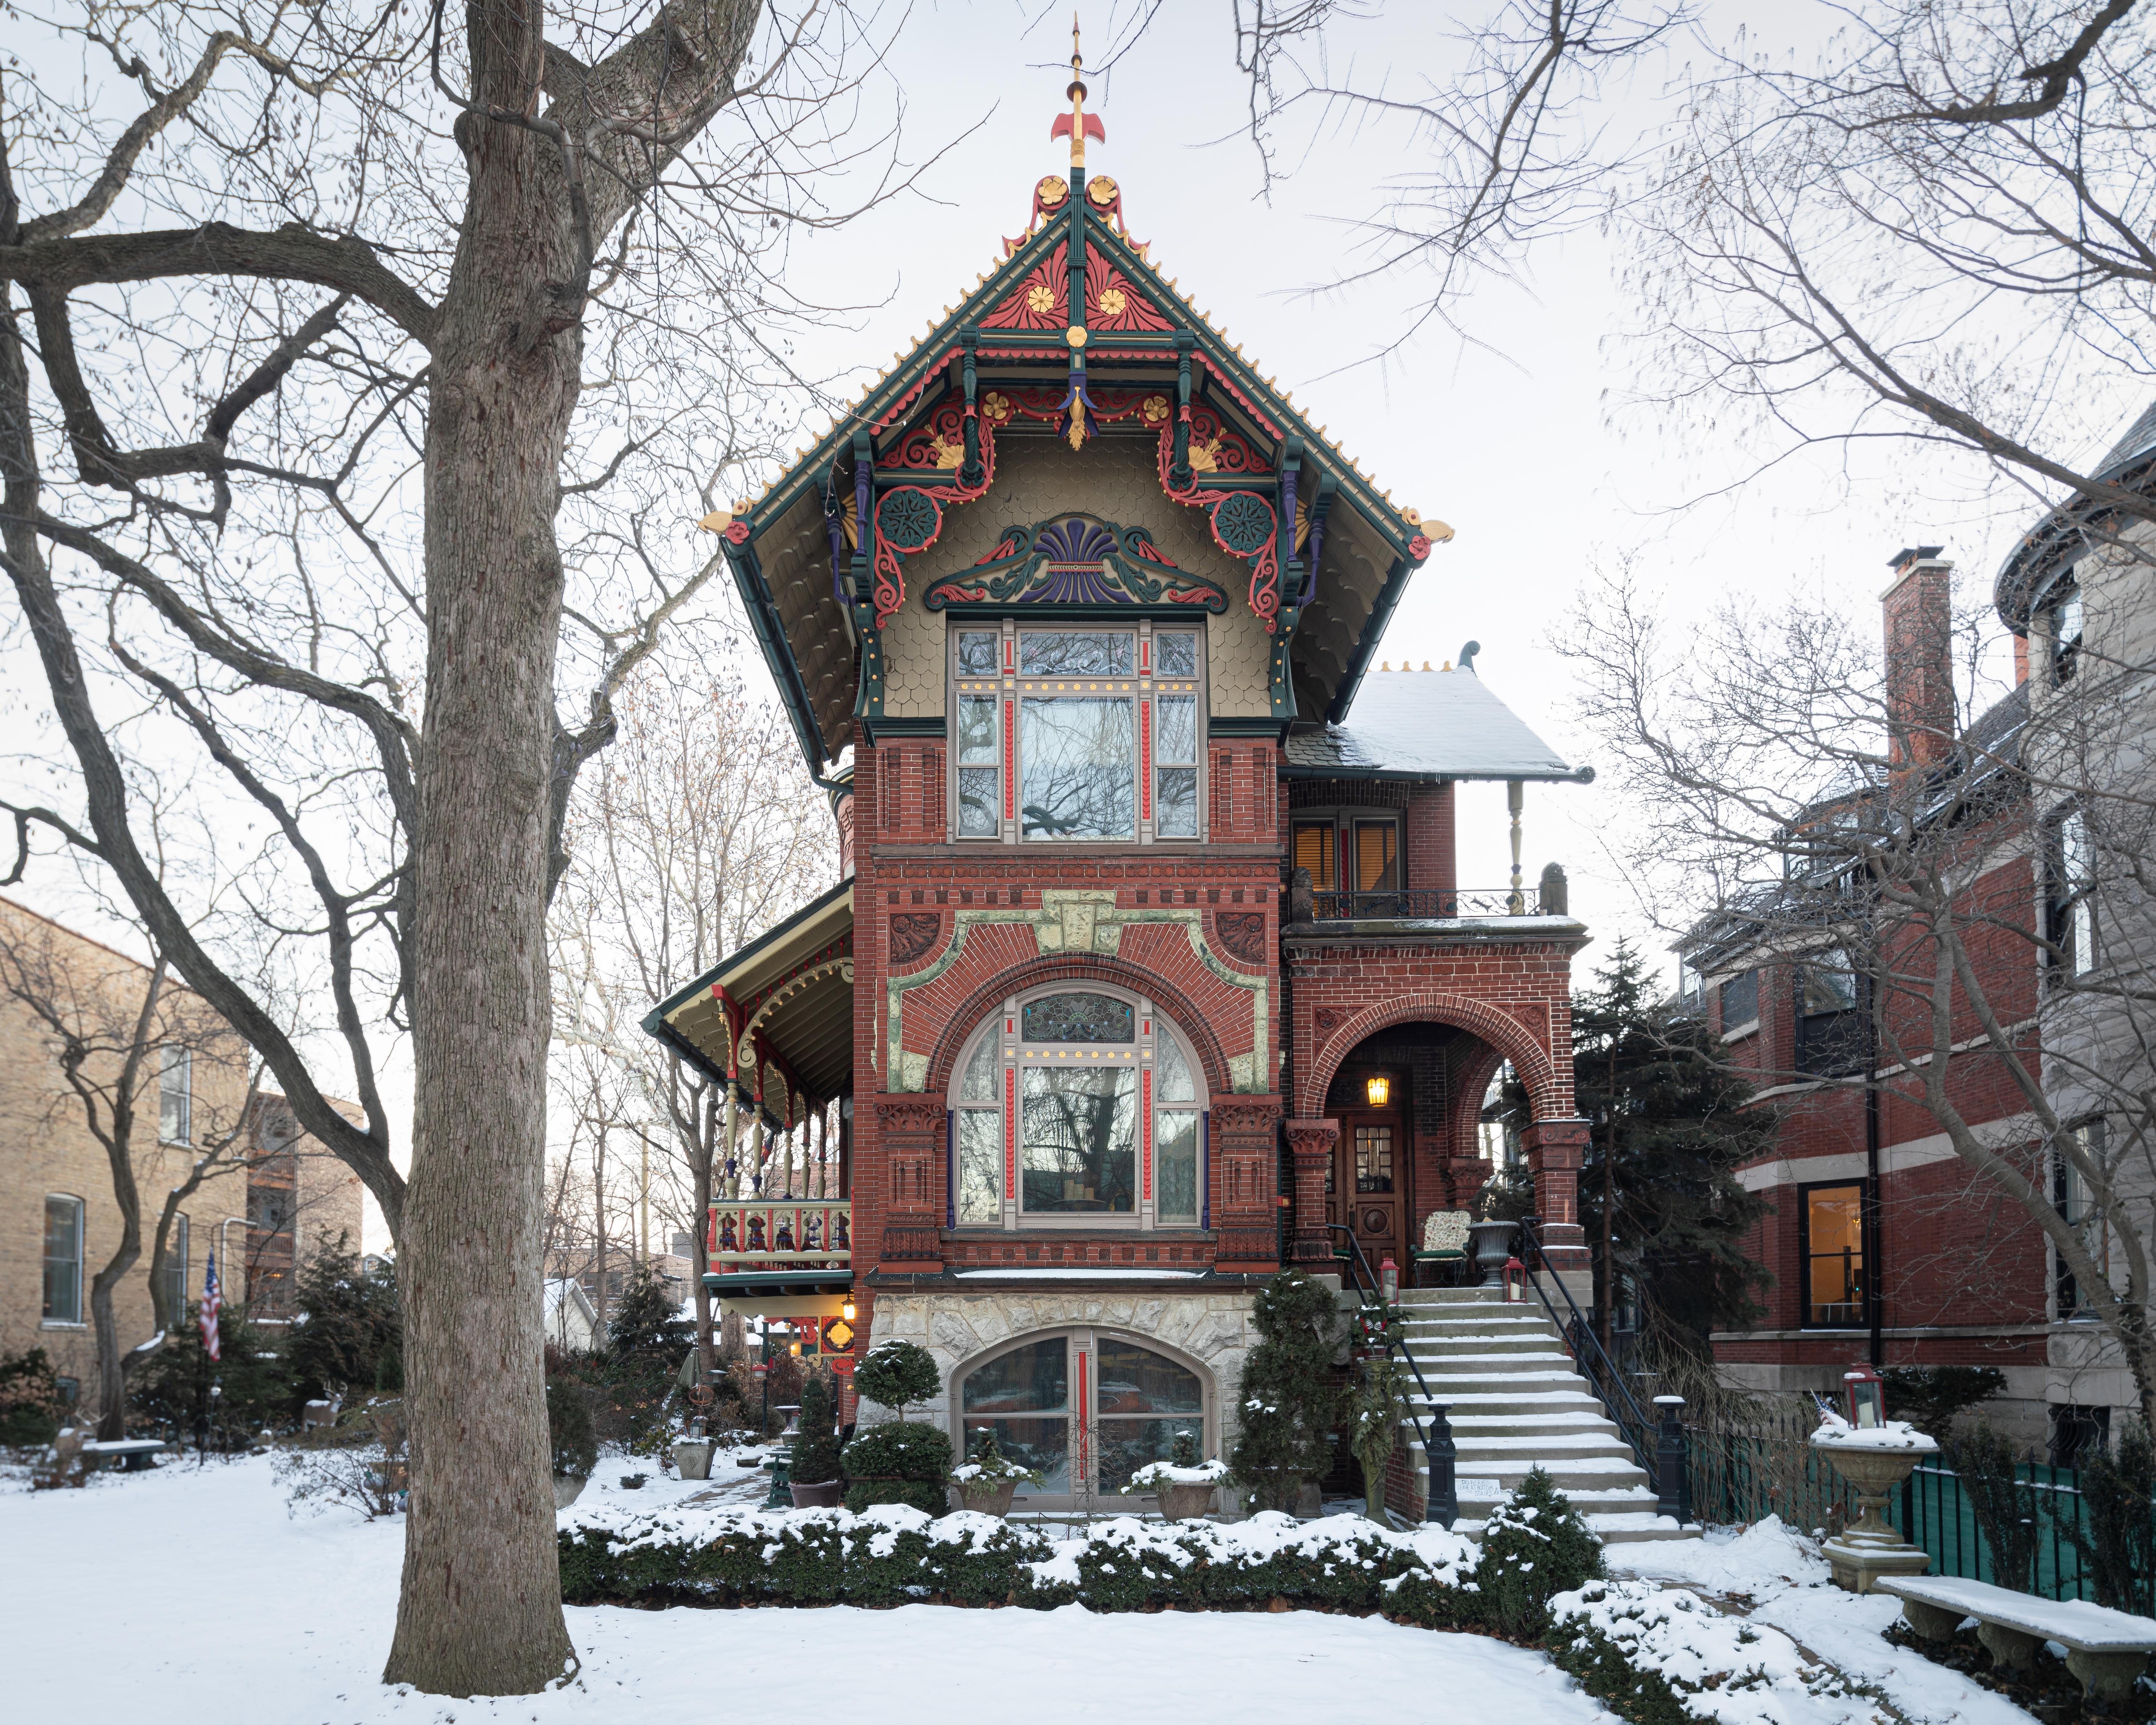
[1810,1419,1937,1593]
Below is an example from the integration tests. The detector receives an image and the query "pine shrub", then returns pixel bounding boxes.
[1881,1365,2005,1442]
[0,1346,66,1446]
[548,1380,598,1480]
[1475,1467,1605,1638]
[287,1236,401,1410]
[791,1371,842,1486]
[1231,1268,1341,1512]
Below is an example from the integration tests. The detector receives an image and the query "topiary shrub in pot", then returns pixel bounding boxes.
[790,1371,844,1508]
[547,1380,598,1510]
[841,1419,952,1515]
[1122,1430,1231,1522]
[951,1426,1043,1516]
[853,1339,941,1420]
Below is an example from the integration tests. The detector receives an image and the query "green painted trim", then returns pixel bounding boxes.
[862,715,947,739]
[1207,714,1288,739]
[642,878,855,1029]
[884,891,1269,1094]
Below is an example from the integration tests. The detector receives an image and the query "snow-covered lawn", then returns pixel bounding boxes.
[0,1454,1598,1725]
[1612,1519,2035,1725]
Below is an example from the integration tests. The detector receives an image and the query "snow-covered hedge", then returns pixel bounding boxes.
[557,1500,1477,1616]
[1546,1581,1889,1725]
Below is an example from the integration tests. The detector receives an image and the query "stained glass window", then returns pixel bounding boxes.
[1022,992,1135,1043]
[1156,632,1198,677]
[1020,631,1133,676]
[957,630,999,675]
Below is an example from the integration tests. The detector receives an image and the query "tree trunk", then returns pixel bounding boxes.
[383,1,584,1689]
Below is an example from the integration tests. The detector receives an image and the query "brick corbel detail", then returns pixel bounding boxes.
[1284,1117,1340,1266]
[875,1095,946,1270]
[1522,1117,1591,1273]
[1211,1096,1285,1273]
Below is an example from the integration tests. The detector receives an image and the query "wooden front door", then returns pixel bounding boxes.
[1330,1110,1405,1273]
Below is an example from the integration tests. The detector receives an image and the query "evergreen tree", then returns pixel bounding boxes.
[1230,1268,1340,1512]
[606,1262,693,1361]
[287,1235,402,1409]
[1573,940,1775,1354]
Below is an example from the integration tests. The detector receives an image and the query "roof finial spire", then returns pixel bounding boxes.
[1050,11,1104,181]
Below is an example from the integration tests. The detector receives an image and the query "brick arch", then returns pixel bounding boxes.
[922,953,1235,1101]
[1448,1041,1511,1163]
[1300,992,1562,1121]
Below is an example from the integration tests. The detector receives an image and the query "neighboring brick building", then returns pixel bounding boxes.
[0,898,252,1415]
[641,74,1595,1510]
[1692,553,2056,1442]
[240,1090,368,1318]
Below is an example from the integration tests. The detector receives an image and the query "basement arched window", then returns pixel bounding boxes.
[949,987,1205,1231]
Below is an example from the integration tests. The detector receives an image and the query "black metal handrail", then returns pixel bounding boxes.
[1325,1224,1457,1527]
[1514,1215,1663,1493]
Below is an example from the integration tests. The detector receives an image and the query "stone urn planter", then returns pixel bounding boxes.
[1156,1482,1216,1523]
[1811,1426,1938,1593]
[956,1479,1017,1517]
[551,1473,587,1511]
[1468,1219,1517,1287]
[672,1438,716,1481]
[790,1478,844,1508]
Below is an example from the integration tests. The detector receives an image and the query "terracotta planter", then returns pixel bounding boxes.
[1156,1482,1216,1523]
[958,1479,1017,1517]
[790,1478,843,1508]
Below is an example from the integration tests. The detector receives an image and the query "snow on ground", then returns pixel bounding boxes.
[1611,1519,2034,1725]
[0,1453,1603,1725]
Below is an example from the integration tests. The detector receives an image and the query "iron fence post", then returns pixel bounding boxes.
[1427,1401,1458,1529]
[1654,1396,1690,1524]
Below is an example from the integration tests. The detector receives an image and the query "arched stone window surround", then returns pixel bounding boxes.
[947,979,1210,1231]
[950,1324,1217,1509]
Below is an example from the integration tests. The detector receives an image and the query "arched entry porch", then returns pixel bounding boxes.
[1284,992,1589,1288]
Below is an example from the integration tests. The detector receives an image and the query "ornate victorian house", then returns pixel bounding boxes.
[643,54,1593,1510]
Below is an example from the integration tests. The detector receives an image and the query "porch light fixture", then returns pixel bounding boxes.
[1365,1074,1391,1108]
[842,1298,857,1323]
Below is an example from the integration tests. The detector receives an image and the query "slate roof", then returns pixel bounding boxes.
[1996,395,2156,628]
[1281,664,1587,782]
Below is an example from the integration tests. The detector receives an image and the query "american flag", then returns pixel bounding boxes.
[199,1249,221,1363]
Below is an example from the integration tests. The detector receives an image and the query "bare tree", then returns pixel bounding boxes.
[548,641,834,1377]
[1560,556,2156,1427]
[0,900,262,1438]
[0,0,913,1692]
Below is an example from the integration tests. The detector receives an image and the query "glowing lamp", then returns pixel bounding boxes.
[1365,1074,1391,1108]
[790,1341,802,1358]
[842,1298,857,1323]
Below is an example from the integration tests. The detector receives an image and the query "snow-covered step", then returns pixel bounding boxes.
[1450,1510,1697,1547]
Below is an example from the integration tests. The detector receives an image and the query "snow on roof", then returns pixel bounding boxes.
[1284,664,1584,783]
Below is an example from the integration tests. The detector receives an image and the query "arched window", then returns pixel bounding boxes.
[950,987,1205,1230]
[958,1328,1208,1506]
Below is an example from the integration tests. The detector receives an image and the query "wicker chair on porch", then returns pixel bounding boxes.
[1413,1210,1473,1287]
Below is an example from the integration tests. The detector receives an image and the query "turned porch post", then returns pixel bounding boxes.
[1284,1118,1340,1266]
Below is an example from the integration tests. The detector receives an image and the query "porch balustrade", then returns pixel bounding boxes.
[709,1199,852,1274]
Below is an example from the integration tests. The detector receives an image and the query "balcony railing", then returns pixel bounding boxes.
[1309,886,1551,920]
[709,1200,851,1277]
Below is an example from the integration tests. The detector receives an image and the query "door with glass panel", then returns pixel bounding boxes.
[1335,1107,1405,1272]
[958,1330,1207,1510]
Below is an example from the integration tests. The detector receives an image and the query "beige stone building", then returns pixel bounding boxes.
[0,899,363,1417]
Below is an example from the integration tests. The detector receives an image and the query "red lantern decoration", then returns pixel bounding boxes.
[1380,1254,1400,1306]
[1844,1365,1885,1430]
[1503,1256,1526,1303]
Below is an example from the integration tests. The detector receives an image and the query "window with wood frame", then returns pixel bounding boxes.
[1292,821,1336,890]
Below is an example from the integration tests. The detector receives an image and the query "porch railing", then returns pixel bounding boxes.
[708,1199,851,1272]
[1327,1223,1457,1528]
[1309,886,1548,920]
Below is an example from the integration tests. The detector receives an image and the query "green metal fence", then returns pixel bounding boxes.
[1892,1459,2094,1602]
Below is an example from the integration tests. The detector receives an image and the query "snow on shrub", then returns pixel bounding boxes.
[1473,1465,1606,1638]
[1547,1580,1889,1725]
[558,1500,1477,1617]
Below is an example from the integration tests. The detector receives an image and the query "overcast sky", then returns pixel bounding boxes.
[5,1,2102,1254]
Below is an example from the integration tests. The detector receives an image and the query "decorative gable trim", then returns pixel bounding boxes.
[923,515,1230,613]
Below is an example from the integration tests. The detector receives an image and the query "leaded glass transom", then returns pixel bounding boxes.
[1021,992,1134,1044]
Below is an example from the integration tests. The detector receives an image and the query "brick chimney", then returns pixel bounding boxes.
[1881,546,1954,773]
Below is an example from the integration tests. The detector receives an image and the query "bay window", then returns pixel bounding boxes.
[949,989,1206,1230]
[950,622,1205,843]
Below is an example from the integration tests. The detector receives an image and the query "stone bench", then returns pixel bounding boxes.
[1878,1574,2156,1701]
[78,1438,170,1472]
